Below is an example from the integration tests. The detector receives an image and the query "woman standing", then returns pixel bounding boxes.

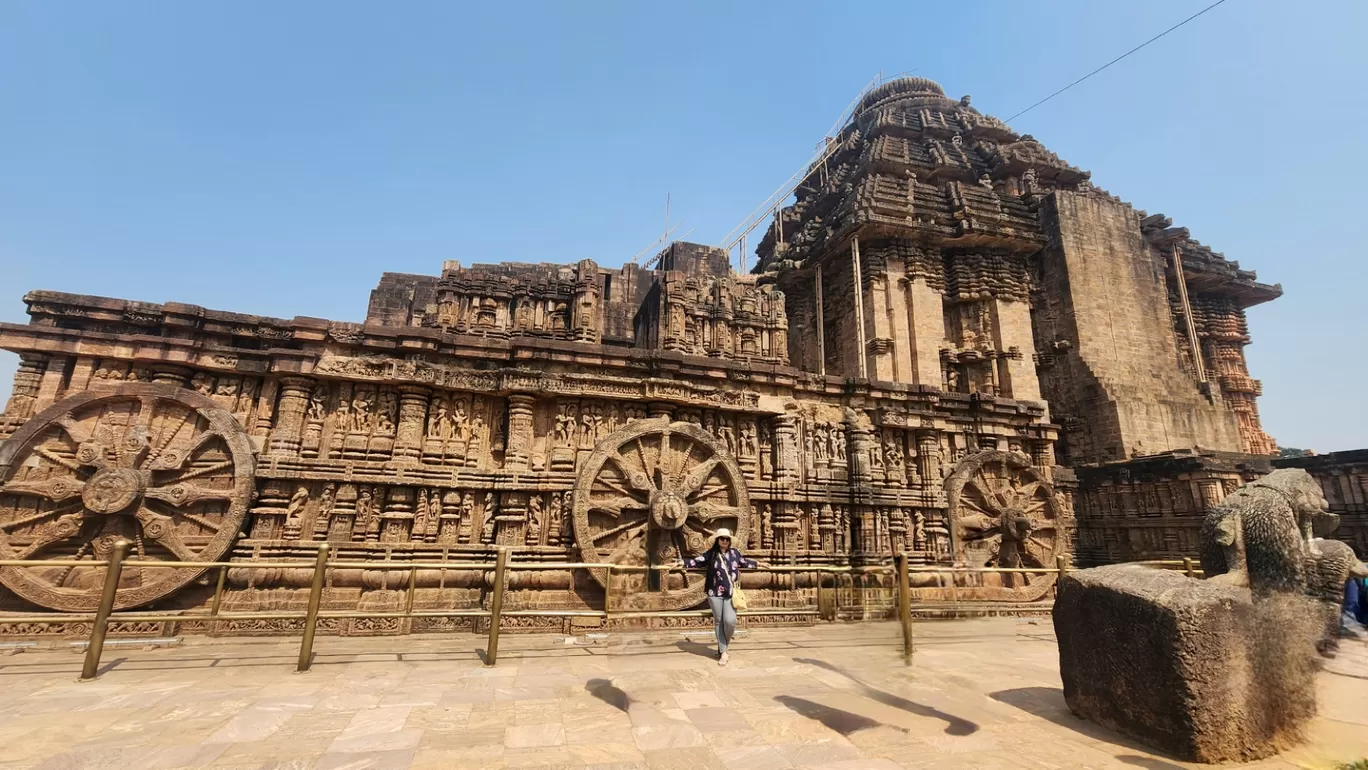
[680,528,757,666]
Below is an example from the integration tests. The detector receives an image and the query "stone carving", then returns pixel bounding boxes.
[0,384,255,611]
[1199,468,1367,655]
[572,418,749,612]
[1054,565,1320,764]
[945,450,1062,601]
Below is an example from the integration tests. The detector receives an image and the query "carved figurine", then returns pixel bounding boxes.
[307,385,328,422]
[376,390,397,433]
[314,483,336,538]
[286,485,309,524]
[547,493,563,546]
[526,495,543,545]
[480,493,497,544]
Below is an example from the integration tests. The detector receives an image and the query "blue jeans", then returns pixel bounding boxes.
[707,595,736,654]
[1346,578,1365,624]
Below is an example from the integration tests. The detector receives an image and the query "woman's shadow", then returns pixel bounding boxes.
[793,657,978,736]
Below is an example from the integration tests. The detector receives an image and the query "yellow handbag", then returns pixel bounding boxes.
[723,560,748,610]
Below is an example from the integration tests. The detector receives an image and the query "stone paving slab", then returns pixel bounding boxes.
[0,619,1364,769]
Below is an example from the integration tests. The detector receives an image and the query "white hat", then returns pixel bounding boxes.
[713,528,733,542]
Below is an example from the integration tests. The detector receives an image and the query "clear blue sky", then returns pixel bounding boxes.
[1,1,1363,451]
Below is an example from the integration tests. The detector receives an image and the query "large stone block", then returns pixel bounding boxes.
[1053,564,1319,763]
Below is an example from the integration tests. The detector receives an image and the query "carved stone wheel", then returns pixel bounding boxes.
[945,450,1061,602]
[0,384,255,611]
[573,418,750,611]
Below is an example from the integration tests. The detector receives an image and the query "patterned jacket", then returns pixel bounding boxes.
[683,547,757,599]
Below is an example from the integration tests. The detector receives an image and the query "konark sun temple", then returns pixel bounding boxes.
[0,76,1363,636]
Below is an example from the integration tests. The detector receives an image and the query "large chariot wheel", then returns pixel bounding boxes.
[573,418,749,611]
[0,384,255,611]
[945,450,1061,602]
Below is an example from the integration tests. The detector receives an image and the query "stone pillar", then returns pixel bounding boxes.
[392,386,430,464]
[851,238,869,379]
[867,271,896,381]
[2,353,47,423]
[377,487,415,544]
[35,355,72,411]
[1197,479,1226,510]
[249,481,290,540]
[904,277,945,387]
[814,267,826,377]
[773,413,799,483]
[991,298,1043,403]
[648,402,674,420]
[504,394,536,472]
[268,377,312,457]
[916,430,942,506]
[846,421,873,488]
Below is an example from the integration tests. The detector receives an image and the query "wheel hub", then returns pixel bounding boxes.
[81,468,146,514]
[649,489,689,530]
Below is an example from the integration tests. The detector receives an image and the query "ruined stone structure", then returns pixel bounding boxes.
[0,75,1328,637]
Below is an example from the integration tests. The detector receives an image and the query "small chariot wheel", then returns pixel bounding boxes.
[572,418,750,611]
[0,384,255,611]
[945,450,1062,602]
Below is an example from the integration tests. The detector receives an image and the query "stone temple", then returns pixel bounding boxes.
[0,76,1362,634]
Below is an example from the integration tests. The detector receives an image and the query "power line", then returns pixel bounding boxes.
[1006,0,1230,122]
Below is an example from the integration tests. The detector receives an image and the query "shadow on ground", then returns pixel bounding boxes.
[1115,755,1188,769]
[989,687,1186,763]
[774,695,904,736]
[794,657,978,736]
[585,678,631,712]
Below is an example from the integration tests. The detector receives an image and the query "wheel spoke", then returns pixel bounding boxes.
[12,513,85,559]
[657,430,672,490]
[606,453,653,494]
[169,459,234,483]
[957,512,997,535]
[133,509,198,562]
[0,503,82,532]
[53,415,93,446]
[678,457,722,497]
[53,540,94,586]
[33,447,85,474]
[688,503,743,523]
[144,409,192,469]
[144,482,233,507]
[144,430,216,471]
[171,510,224,533]
[587,496,648,519]
[966,478,1004,513]
[0,477,84,502]
[592,519,646,544]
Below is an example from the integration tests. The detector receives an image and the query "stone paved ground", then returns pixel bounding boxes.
[0,618,1364,770]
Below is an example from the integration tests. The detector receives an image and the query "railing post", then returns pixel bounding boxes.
[80,539,129,681]
[895,552,914,666]
[1054,555,1068,598]
[485,547,509,667]
[209,564,228,636]
[603,565,613,622]
[1183,557,1195,579]
[296,543,330,673]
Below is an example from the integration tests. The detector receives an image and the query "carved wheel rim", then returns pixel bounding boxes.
[945,450,1060,601]
[573,418,749,611]
[0,384,255,611]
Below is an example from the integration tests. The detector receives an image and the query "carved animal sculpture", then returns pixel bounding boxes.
[1198,469,1328,594]
[1199,468,1368,656]
[1305,538,1368,656]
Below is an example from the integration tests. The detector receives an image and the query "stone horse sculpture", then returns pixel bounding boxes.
[1199,468,1368,656]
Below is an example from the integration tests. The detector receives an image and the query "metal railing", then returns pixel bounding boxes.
[0,546,1205,679]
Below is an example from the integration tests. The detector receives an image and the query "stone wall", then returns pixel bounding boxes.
[1034,192,1245,465]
